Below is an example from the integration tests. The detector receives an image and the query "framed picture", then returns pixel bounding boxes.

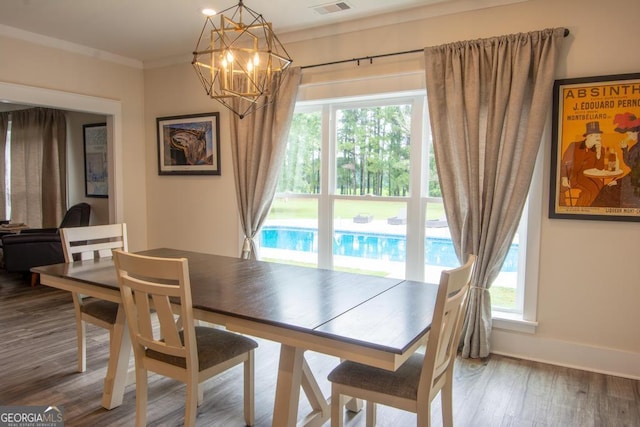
[549,73,640,222]
[83,123,108,198]
[157,112,221,175]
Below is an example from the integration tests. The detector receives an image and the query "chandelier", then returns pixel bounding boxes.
[192,0,293,119]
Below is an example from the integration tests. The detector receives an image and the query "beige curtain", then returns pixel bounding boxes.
[0,113,7,220]
[10,108,67,228]
[424,28,565,358]
[230,67,301,259]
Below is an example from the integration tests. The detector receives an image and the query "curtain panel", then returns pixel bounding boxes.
[0,113,7,220]
[424,28,566,358]
[230,67,302,259]
[8,108,67,228]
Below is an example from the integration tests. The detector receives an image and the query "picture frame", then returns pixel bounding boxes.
[549,73,640,222]
[83,123,108,198]
[157,112,221,175]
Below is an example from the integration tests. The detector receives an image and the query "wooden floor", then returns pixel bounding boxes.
[1,272,638,427]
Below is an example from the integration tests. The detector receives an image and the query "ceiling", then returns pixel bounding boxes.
[0,0,522,67]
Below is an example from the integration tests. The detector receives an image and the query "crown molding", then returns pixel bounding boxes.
[0,24,143,69]
[0,0,527,70]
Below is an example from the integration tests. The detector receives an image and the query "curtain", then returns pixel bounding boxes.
[230,67,301,259]
[10,108,67,228]
[0,113,7,220]
[424,28,565,358]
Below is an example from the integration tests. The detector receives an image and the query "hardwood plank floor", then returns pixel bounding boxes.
[1,272,638,426]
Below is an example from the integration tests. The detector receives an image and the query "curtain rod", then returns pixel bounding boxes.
[300,28,570,71]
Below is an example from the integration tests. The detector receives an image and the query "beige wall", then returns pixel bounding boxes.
[143,66,241,256]
[1,0,638,377]
[0,37,148,251]
[66,111,109,225]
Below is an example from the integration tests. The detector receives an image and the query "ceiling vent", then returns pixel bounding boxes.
[311,1,352,15]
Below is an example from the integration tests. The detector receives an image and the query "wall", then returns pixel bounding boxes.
[0,36,148,250]
[66,111,109,225]
[143,0,639,378]
[143,66,241,256]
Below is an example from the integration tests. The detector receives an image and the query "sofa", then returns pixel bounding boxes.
[1,203,91,278]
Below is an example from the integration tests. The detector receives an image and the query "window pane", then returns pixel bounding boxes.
[334,199,407,279]
[261,198,318,267]
[425,128,441,198]
[424,200,522,311]
[335,105,411,196]
[278,111,321,194]
[425,201,449,284]
[489,225,521,311]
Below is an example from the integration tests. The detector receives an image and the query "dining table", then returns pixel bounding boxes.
[33,248,439,427]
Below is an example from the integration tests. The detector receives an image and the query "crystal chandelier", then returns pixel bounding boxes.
[192,1,293,119]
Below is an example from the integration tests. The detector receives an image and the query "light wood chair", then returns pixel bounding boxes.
[60,223,128,373]
[112,249,258,427]
[328,254,476,427]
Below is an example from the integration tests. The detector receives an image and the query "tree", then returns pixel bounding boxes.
[336,105,411,196]
[279,104,414,197]
[278,111,321,193]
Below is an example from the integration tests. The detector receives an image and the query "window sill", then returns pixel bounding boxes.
[492,311,537,334]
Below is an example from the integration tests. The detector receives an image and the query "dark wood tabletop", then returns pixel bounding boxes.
[34,248,439,355]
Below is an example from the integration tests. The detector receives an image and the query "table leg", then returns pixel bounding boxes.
[273,344,304,427]
[345,397,364,413]
[272,344,331,427]
[101,306,131,410]
[300,358,330,427]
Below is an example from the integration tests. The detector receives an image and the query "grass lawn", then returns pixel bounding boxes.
[269,198,445,220]
[489,286,516,308]
[262,258,389,277]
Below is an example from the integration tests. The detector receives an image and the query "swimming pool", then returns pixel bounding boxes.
[260,226,518,271]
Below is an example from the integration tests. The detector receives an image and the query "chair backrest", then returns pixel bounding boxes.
[59,203,91,228]
[113,250,198,372]
[60,223,128,262]
[418,254,476,399]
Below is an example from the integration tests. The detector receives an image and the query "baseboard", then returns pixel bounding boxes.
[490,329,640,380]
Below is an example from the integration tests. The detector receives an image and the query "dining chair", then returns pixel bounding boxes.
[112,249,258,427]
[328,254,476,427]
[60,223,128,373]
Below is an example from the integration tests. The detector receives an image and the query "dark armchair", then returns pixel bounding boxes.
[1,203,91,282]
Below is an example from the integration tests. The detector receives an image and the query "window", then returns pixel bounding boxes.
[260,88,531,318]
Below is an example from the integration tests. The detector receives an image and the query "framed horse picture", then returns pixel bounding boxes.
[156,112,221,175]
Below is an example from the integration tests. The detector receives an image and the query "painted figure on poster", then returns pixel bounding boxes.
[560,121,606,206]
[615,112,640,201]
[590,112,640,208]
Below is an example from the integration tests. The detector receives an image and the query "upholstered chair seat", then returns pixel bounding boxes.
[81,299,120,325]
[146,326,258,371]
[328,352,425,401]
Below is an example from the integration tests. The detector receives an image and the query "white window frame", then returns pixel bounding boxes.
[266,73,539,331]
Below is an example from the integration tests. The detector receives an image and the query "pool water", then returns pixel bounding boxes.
[260,226,518,272]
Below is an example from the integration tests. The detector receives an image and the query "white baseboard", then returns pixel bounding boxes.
[490,329,640,380]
